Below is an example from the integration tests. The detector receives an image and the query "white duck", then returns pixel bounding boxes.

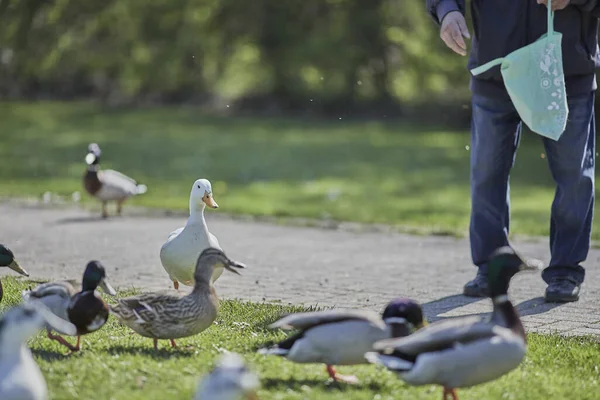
[0,301,77,400]
[159,178,224,289]
[194,352,260,400]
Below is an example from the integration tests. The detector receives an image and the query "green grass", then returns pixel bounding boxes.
[0,100,597,239]
[1,277,599,400]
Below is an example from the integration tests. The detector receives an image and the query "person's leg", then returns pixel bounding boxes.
[542,91,595,303]
[464,94,522,297]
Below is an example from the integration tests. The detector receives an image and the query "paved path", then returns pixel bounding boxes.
[1,202,599,337]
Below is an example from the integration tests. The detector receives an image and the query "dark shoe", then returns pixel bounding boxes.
[544,277,581,303]
[463,271,489,297]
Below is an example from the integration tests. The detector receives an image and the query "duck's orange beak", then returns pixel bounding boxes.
[202,193,219,209]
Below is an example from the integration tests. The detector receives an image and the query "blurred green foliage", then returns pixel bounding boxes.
[0,0,472,112]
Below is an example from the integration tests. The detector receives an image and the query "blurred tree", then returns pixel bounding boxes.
[0,0,474,115]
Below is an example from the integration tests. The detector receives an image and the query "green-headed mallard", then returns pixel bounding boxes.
[160,178,225,290]
[22,260,116,352]
[365,246,542,400]
[110,248,246,350]
[83,143,148,218]
[0,301,77,400]
[0,244,29,303]
[258,298,425,384]
[194,352,260,400]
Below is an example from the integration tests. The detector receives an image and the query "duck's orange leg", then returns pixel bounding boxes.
[153,338,158,350]
[326,365,359,384]
[170,339,177,348]
[47,329,79,352]
[173,281,179,290]
[443,387,459,400]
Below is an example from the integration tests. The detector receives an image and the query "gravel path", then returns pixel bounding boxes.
[2,202,599,337]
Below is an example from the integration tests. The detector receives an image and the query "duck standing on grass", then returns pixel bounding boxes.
[194,352,260,400]
[160,178,233,290]
[0,244,29,303]
[0,301,78,400]
[83,142,148,218]
[365,246,542,400]
[22,260,117,353]
[258,298,426,384]
[110,248,246,350]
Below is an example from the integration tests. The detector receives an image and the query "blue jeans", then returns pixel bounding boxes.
[470,92,595,285]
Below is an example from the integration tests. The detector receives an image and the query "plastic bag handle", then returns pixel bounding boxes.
[548,0,554,36]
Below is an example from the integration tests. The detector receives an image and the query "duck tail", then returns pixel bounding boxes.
[364,352,414,372]
[257,346,289,357]
[136,184,148,195]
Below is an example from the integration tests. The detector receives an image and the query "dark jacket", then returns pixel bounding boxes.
[426,0,600,98]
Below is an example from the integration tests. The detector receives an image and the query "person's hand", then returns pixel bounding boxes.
[440,11,471,56]
[537,0,570,10]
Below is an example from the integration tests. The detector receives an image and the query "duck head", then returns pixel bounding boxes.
[190,178,219,214]
[487,246,542,300]
[196,352,260,400]
[85,143,102,166]
[381,298,426,337]
[193,248,246,286]
[81,260,117,296]
[0,301,77,351]
[0,244,29,277]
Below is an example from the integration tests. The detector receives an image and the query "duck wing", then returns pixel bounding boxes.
[270,309,385,331]
[109,292,182,325]
[99,169,147,197]
[373,315,494,357]
[22,281,76,327]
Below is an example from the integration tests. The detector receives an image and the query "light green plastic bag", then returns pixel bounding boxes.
[470,0,568,141]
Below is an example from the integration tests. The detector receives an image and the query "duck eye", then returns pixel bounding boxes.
[197,185,201,189]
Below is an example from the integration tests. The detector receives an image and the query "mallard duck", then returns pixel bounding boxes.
[194,352,260,400]
[0,301,77,400]
[160,178,229,290]
[258,298,425,384]
[83,143,148,218]
[365,246,542,400]
[0,244,29,303]
[110,248,246,350]
[21,260,116,352]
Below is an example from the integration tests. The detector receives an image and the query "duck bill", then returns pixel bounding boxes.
[99,278,117,296]
[224,259,247,276]
[202,193,219,209]
[8,259,29,276]
[29,301,78,336]
[85,153,96,165]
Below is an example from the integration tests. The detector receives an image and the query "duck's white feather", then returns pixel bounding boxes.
[396,327,526,389]
[95,169,145,201]
[0,347,47,400]
[286,319,390,365]
[160,221,222,286]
